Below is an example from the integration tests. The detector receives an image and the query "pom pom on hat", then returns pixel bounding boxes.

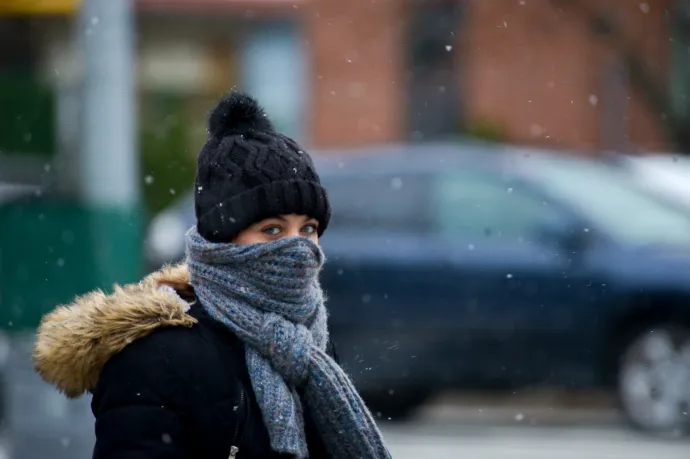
[208,91,275,139]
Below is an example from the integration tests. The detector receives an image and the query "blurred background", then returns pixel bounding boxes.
[1,0,690,457]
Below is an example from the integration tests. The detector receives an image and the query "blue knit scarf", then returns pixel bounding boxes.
[185,228,390,459]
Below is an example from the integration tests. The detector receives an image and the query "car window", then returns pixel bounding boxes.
[323,172,431,233]
[431,171,560,243]
[528,157,690,246]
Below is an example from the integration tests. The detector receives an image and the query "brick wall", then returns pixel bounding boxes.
[463,0,672,153]
[304,0,404,148]
[303,0,674,153]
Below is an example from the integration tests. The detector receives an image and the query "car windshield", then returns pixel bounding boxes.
[527,156,690,246]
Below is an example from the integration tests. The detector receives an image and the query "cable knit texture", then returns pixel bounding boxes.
[186,228,391,459]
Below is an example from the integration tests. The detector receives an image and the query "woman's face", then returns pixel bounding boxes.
[232,214,320,245]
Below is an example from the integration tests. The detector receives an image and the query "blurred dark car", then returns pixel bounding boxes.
[145,143,690,435]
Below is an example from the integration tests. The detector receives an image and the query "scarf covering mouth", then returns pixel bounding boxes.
[185,227,391,459]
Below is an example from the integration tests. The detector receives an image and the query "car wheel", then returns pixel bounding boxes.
[617,325,690,436]
[362,389,431,422]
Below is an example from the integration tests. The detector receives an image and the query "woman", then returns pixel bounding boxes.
[33,92,391,459]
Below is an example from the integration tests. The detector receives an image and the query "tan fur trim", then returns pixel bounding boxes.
[33,264,196,398]
[151,263,195,300]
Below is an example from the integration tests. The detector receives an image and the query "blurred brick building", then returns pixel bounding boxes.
[305,0,687,153]
[1,0,688,157]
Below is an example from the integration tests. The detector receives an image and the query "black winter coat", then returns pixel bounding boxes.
[32,264,336,459]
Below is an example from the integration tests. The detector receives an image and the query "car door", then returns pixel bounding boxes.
[428,168,598,386]
[320,170,466,395]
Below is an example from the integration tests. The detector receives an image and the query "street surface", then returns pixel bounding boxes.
[380,391,687,458]
[383,423,688,459]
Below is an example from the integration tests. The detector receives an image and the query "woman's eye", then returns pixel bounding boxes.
[301,224,318,234]
[262,226,282,236]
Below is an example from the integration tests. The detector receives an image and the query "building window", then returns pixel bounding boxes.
[671,0,690,119]
[599,57,629,152]
[405,0,463,141]
[240,20,306,143]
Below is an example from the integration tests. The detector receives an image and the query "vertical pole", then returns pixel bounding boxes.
[78,0,142,286]
[79,0,137,207]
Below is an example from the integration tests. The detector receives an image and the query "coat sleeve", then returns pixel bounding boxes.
[90,329,192,459]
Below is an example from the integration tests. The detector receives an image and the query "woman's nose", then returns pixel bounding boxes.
[284,228,302,238]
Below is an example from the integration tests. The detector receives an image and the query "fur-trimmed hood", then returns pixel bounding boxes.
[33,264,198,398]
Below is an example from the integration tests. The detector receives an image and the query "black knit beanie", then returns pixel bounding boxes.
[194,91,331,243]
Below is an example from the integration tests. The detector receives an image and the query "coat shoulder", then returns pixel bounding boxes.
[92,320,230,412]
[33,264,198,398]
